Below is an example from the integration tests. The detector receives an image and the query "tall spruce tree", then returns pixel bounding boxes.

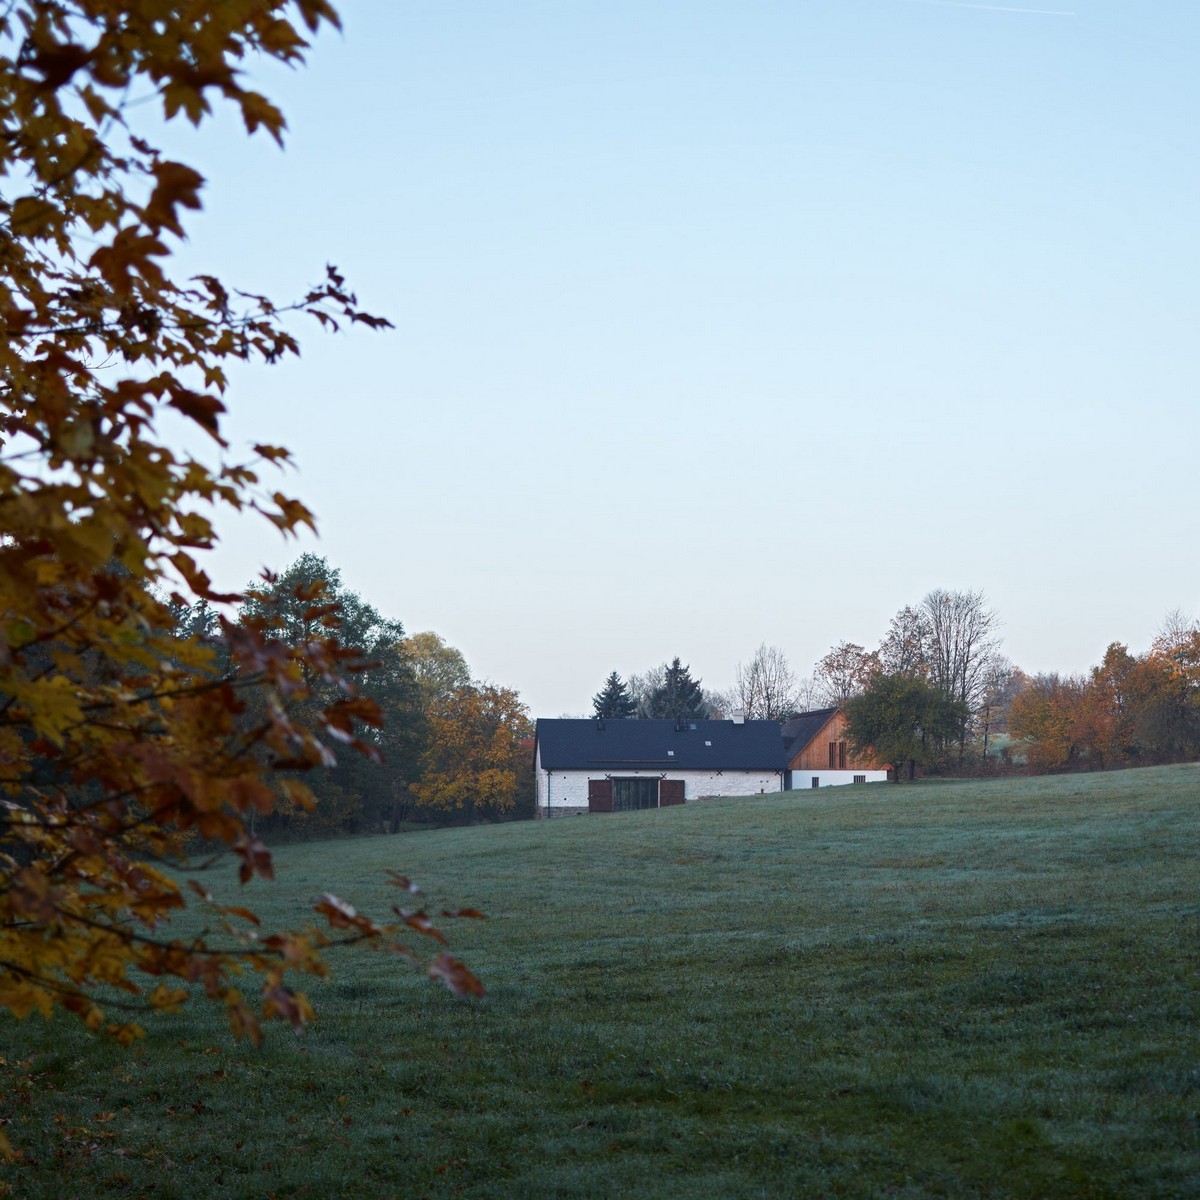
[643,657,709,720]
[592,671,638,719]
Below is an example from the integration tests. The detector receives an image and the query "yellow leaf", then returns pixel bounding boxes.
[10,196,59,240]
[148,984,188,1012]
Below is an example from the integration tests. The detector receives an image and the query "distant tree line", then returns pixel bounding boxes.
[589,589,1024,780]
[1008,616,1200,771]
[594,650,809,722]
[831,597,1200,779]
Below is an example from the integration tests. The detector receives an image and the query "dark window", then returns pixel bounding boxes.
[828,742,836,769]
[853,774,866,784]
[811,776,820,789]
[612,777,659,812]
[839,741,847,769]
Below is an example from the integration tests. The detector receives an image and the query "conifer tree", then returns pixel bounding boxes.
[643,658,709,720]
[592,671,637,719]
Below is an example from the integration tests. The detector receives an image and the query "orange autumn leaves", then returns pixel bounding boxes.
[1010,631,1200,771]
[413,684,531,821]
[0,0,480,1070]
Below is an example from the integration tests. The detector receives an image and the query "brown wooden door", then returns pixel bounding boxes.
[588,779,613,813]
[659,780,685,806]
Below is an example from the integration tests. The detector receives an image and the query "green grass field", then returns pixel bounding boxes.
[2,767,1199,1198]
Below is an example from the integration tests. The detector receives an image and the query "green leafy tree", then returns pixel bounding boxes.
[238,555,427,836]
[844,674,970,782]
[592,671,637,719]
[642,657,708,721]
[240,555,404,655]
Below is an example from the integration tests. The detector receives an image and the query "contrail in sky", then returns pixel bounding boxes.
[902,0,1075,14]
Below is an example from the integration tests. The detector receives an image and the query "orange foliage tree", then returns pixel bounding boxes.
[1084,642,1140,767]
[1009,626,1200,773]
[1008,674,1088,771]
[0,0,480,1095]
[413,684,533,823]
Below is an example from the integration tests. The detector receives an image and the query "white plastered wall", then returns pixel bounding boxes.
[786,770,889,789]
[534,753,784,813]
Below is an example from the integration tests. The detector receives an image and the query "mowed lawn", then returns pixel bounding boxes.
[2,768,1199,1199]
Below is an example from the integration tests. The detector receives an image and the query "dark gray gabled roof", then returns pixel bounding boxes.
[781,708,839,756]
[534,718,787,772]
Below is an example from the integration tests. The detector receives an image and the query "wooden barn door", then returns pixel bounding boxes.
[659,780,685,806]
[587,779,613,813]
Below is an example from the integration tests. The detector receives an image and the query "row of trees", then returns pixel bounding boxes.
[593,658,715,721]
[177,555,534,835]
[588,591,1031,781]
[812,589,1009,717]
[1009,620,1200,771]
[586,591,1200,782]
[591,590,1013,731]
[813,598,1200,781]
[593,648,819,722]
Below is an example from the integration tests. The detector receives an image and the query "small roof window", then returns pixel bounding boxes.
[667,750,674,756]
[705,740,712,746]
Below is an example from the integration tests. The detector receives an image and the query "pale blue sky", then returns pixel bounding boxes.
[171,1,1199,714]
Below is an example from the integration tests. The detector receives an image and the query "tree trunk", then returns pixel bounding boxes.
[389,784,412,834]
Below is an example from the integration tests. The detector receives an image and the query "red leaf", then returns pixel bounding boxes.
[393,909,447,944]
[428,954,484,999]
[237,838,273,884]
[167,388,225,437]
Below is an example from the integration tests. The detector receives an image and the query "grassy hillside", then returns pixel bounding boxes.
[2,768,1198,1198]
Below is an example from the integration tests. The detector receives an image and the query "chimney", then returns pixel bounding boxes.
[732,710,745,725]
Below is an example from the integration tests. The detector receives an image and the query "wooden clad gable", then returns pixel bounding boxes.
[786,709,880,772]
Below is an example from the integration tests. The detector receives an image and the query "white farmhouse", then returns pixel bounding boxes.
[533,711,891,815]
[533,716,788,816]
